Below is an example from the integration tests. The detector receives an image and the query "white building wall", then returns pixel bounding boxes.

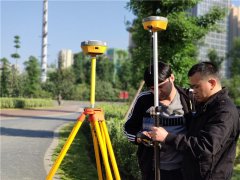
[58,49,73,69]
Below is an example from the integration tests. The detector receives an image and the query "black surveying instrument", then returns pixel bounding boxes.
[46,40,120,180]
[142,16,168,180]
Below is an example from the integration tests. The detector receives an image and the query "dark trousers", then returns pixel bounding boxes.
[142,168,184,180]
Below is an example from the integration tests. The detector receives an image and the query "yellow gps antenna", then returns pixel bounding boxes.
[143,16,168,180]
[46,40,121,180]
[81,40,107,108]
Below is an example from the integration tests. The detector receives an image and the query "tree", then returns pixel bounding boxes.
[113,50,130,85]
[223,37,240,106]
[24,56,41,97]
[11,35,21,67]
[73,52,91,84]
[228,37,240,77]
[127,1,226,87]
[117,59,132,90]
[0,58,11,97]
[207,49,224,70]
[222,75,240,106]
[48,58,76,100]
[9,35,21,97]
[96,56,114,83]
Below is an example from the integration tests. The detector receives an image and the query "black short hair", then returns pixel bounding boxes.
[144,61,172,87]
[188,61,220,79]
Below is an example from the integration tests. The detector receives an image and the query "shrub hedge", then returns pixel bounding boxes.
[99,103,141,179]
[0,98,53,109]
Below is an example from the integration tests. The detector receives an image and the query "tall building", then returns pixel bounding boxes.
[228,5,240,50]
[58,49,74,69]
[191,0,230,77]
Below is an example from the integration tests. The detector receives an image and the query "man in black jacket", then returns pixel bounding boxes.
[150,62,239,180]
[123,61,195,180]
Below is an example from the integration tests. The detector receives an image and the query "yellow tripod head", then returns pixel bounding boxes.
[142,16,168,32]
[81,40,107,108]
[81,40,107,56]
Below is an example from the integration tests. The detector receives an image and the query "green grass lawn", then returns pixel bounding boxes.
[52,122,98,180]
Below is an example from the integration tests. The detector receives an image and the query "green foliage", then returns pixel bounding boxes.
[58,48,134,101]
[11,53,20,59]
[228,37,240,77]
[70,84,90,100]
[127,0,226,87]
[11,35,21,64]
[20,98,53,108]
[24,56,42,97]
[95,80,119,101]
[171,52,196,86]
[72,51,135,95]
[232,139,240,180]
[47,67,76,100]
[8,66,22,97]
[73,52,91,84]
[0,98,15,108]
[117,59,133,89]
[57,68,76,100]
[41,81,56,99]
[207,49,224,70]
[0,58,11,97]
[0,98,53,108]
[96,56,115,82]
[195,6,227,30]
[73,53,115,84]
[101,103,141,179]
[222,75,240,106]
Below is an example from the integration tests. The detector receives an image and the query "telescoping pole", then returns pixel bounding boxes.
[152,30,161,180]
[90,56,96,108]
[142,16,168,180]
[81,40,107,108]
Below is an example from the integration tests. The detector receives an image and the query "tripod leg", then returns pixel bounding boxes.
[99,121,107,150]
[90,122,103,180]
[46,113,86,180]
[100,121,121,180]
[92,120,113,180]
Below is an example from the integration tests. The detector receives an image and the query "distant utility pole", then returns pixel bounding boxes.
[41,0,48,82]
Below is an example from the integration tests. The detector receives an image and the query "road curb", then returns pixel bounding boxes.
[44,108,83,179]
[44,122,66,180]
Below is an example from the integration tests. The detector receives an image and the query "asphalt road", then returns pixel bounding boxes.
[0,102,85,180]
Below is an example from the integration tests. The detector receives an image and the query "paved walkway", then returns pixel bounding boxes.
[0,101,89,180]
[0,101,89,119]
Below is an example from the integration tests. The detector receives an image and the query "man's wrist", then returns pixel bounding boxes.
[165,133,177,145]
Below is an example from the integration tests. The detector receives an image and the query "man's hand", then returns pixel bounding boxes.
[150,127,168,142]
[146,106,156,116]
[136,131,153,146]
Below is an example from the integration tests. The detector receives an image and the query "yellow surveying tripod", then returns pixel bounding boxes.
[46,40,120,180]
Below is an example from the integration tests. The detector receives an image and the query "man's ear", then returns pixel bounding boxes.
[170,74,175,82]
[208,79,217,89]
